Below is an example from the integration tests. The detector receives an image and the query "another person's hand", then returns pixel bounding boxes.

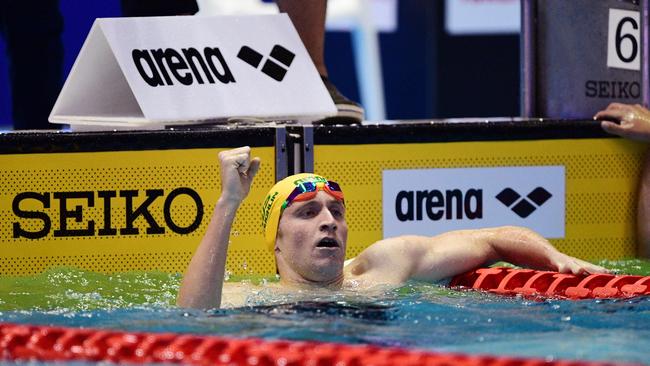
[547,251,610,275]
[218,146,261,204]
[594,103,650,142]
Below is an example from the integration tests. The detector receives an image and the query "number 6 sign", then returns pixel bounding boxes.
[520,0,647,118]
[607,8,640,71]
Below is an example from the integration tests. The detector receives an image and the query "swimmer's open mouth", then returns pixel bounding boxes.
[316,238,340,248]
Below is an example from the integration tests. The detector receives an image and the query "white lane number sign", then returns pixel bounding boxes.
[607,8,640,71]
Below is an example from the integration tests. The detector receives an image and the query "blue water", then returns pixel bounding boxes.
[1,277,649,365]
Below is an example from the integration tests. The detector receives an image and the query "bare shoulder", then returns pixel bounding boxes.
[343,236,429,285]
[352,234,450,265]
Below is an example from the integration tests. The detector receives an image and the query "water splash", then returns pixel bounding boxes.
[0,267,181,312]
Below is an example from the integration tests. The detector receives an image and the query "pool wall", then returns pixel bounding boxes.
[309,120,646,262]
[0,127,279,276]
[0,119,646,277]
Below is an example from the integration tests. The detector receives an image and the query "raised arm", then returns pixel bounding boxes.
[177,147,260,309]
[351,226,609,285]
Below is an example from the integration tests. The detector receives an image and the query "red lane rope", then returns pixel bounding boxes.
[2,269,648,365]
[0,322,640,366]
[450,267,650,299]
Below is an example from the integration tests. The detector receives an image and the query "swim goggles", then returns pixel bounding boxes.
[281,180,345,210]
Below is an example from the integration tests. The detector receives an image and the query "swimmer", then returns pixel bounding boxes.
[177,147,609,309]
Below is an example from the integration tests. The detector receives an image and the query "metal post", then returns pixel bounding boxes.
[520,0,536,117]
[275,127,287,182]
[302,126,314,173]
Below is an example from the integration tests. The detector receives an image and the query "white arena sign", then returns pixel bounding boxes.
[382,166,565,238]
[49,14,336,128]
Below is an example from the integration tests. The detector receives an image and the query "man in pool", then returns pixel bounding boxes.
[177,147,608,309]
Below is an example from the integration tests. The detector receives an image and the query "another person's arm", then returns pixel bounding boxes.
[595,103,650,257]
[350,226,609,284]
[177,147,260,309]
[594,103,650,141]
[638,151,650,258]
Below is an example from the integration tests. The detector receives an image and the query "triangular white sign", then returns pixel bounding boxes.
[49,15,336,128]
[50,22,148,126]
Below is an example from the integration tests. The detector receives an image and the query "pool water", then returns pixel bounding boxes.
[1,259,650,365]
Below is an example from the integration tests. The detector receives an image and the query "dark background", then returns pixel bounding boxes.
[0,1,519,128]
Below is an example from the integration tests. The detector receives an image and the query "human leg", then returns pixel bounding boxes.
[275,0,328,76]
[276,0,364,123]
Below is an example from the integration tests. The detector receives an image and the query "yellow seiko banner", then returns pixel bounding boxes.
[1,147,276,276]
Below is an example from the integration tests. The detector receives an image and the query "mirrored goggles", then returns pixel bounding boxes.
[281,180,344,210]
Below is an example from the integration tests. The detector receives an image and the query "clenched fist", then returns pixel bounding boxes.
[218,146,261,205]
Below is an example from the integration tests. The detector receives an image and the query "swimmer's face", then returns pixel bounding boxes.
[275,191,348,284]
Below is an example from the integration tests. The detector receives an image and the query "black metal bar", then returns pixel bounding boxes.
[275,127,288,182]
[302,126,314,173]
[0,126,277,155]
[521,0,537,117]
[312,119,612,145]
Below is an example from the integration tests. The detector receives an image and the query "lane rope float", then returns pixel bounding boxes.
[450,267,650,299]
[0,322,640,366]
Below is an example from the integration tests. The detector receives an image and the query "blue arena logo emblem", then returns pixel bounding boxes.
[237,45,295,81]
[495,187,552,218]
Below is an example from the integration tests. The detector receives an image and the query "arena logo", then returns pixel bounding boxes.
[237,45,295,81]
[132,47,236,87]
[395,189,483,222]
[383,166,565,238]
[131,44,296,87]
[12,188,203,239]
[495,187,552,218]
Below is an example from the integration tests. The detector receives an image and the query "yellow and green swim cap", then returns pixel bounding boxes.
[261,173,344,251]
